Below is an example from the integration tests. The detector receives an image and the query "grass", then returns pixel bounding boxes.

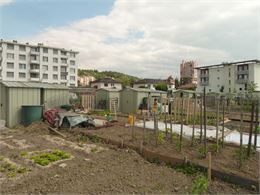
[89,135,101,143]
[91,147,98,153]
[174,163,203,175]
[30,150,70,166]
[191,175,208,194]
[20,151,28,157]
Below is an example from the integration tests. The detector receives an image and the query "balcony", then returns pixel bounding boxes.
[236,70,249,75]
[236,78,249,84]
[200,81,209,86]
[30,50,40,55]
[30,77,40,82]
[30,58,40,64]
[30,69,40,73]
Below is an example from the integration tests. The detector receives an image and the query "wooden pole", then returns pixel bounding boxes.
[254,100,259,150]
[131,114,135,141]
[142,116,146,142]
[192,95,197,145]
[207,152,212,183]
[164,98,168,137]
[222,97,225,148]
[248,100,255,157]
[170,100,173,142]
[180,96,184,151]
[203,87,207,155]
[200,96,203,143]
[154,113,158,146]
[216,97,220,152]
[239,98,244,168]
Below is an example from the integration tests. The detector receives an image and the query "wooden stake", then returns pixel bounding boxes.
[248,100,255,157]
[180,96,184,151]
[131,114,135,141]
[239,98,244,168]
[203,87,207,156]
[254,100,259,150]
[222,97,225,148]
[200,96,203,143]
[170,100,173,142]
[192,95,197,145]
[142,116,146,142]
[216,97,220,151]
[207,152,212,183]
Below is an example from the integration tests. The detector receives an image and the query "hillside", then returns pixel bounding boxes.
[78,69,139,87]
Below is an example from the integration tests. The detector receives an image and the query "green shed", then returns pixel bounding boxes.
[0,81,69,128]
[120,87,167,114]
[95,88,120,111]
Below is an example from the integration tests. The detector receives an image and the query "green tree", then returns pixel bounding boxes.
[155,82,168,91]
[174,77,180,89]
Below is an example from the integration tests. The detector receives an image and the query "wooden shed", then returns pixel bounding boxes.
[95,88,120,111]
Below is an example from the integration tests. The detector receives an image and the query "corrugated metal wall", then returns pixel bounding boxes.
[95,90,108,109]
[0,83,7,121]
[120,89,136,114]
[44,89,69,109]
[7,88,40,127]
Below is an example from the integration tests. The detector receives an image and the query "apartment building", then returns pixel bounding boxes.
[0,40,78,86]
[196,59,260,94]
[180,60,197,85]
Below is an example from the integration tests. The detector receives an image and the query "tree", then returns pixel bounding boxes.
[155,82,168,91]
[174,77,180,89]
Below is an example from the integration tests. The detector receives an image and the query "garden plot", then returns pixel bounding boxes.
[41,135,106,154]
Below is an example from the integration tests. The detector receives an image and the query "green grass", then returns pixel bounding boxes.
[20,151,28,157]
[30,150,70,166]
[191,175,208,194]
[174,163,203,175]
[0,160,29,178]
[91,147,98,153]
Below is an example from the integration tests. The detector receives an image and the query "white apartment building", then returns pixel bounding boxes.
[0,40,78,86]
[196,60,260,94]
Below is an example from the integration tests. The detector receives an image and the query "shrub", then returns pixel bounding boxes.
[198,146,207,159]
[191,175,208,194]
[157,131,165,144]
[175,163,202,175]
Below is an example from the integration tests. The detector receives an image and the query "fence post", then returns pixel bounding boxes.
[254,99,259,150]
[192,94,197,145]
[208,152,212,183]
[248,100,255,157]
[216,97,220,152]
[203,87,207,156]
[200,95,203,143]
[180,96,184,151]
[222,97,225,148]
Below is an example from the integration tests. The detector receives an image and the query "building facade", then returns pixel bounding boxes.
[78,75,96,86]
[133,78,175,91]
[180,60,197,85]
[90,77,122,90]
[196,60,260,94]
[0,40,78,86]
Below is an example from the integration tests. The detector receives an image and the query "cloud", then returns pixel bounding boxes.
[0,0,14,6]
[25,0,260,78]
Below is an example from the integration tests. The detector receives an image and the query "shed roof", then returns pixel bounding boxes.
[90,77,122,84]
[124,87,167,93]
[0,81,69,89]
[96,88,121,92]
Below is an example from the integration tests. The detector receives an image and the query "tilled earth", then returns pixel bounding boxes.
[0,122,256,194]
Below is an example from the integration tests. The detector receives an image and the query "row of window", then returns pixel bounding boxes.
[6,43,76,57]
[6,53,76,65]
[5,62,75,73]
[5,71,75,81]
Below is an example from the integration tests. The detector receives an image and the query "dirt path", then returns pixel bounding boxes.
[0,122,256,194]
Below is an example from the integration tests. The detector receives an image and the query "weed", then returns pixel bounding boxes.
[77,135,88,143]
[210,144,221,153]
[91,147,98,153]
[191,175,208,194]
[89,135,101,143]
[198,146,207,159]
[157,131,165,144]
[17,167,28,174]
[0,156,4,161]
[176,140,181,152]
[7,171,16,178]
[234,147,248,167]
[30,150,70,166]
[175,163,202,175]
[20,151,28,157]
[143,135,150,145]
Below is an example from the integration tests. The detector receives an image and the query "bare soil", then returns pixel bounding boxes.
[0,121,257,194]
[77,117,258,182]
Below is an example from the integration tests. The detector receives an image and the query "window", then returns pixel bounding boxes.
[229,88,231,93]
[239,88,242,91]
[70,76,75,81]
[43,48,48,53]
[30,55,38,60]
[19,54,26,61]
[30,73,39,78]
[70,60,75,65]
[6,72,14,78]
[209,89,211,92]
[42,65,48,71]
[31,47,39,52]
[43,74,48,79]
[61,58,67,64]
[61,67,66,72]
[53,49,58,55]
[61,75,66,80]
[19,45,26,51]
[229,80,231,85]
[53,66,58,72]
[43,56,48,62]
[19,63,26,69]
[19,73,26,78]
[53,58,58,63]
[6,53,14,59]
[70,68,75,74]
[111,83,115,86]
[70,52,76,58]
[61,51,67,56]
[104,83,108,87]
[217,77,219,80]
[7,62,14,69]
[53,74,58,80]
[7,44,14,50]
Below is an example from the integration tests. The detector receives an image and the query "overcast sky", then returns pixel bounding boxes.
[1,0,259,78]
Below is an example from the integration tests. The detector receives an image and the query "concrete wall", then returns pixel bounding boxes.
[91,82,122,90]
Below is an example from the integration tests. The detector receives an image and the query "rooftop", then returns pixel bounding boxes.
[195,59,260,69]
[0,81,69,89]
[0,39,79,53]
[134,78,174,85]
[90,77,122,84]
[124,87,167,93]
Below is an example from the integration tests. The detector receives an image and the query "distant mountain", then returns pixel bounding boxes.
[78,69,139,87]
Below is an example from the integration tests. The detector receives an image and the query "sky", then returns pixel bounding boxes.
[0,0,259,79]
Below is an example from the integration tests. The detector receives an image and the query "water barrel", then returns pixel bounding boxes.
[21,105,43,126]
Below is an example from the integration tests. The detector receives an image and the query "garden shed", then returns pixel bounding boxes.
[0,81,69,127]
[95,88,120,111]
[120,87,167,114]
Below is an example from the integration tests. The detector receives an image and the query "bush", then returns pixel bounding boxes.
[157,131,165,144]
[191,175,208,194]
